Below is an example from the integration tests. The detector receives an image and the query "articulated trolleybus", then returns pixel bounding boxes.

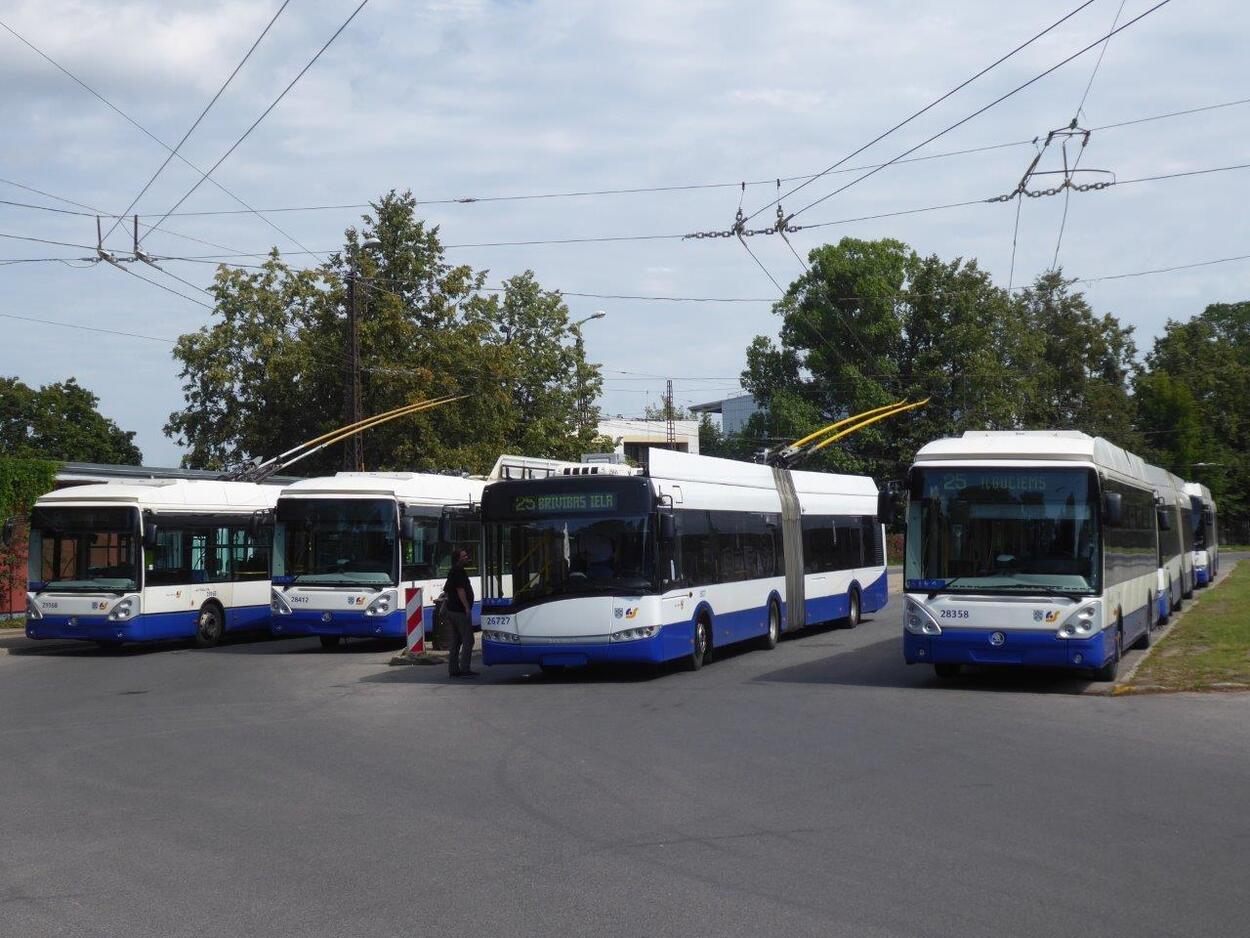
[902,431,1161,681]
[478,448,888,671]
[269,472,485,648]
[25,479,278,648]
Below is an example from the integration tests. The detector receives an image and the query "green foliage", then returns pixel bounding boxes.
[165,190,603,475]
[0,377,142,464]
[0,457,58,607]
[1142,301,1250,539]
[0,457,58,521]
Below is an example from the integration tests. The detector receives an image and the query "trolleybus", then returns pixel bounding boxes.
[24,479,278,648]
[902,431,1159,681]
[268,458,573,648]
[478,448,888,672]
[1145,463,1189,623]
[1183,482,1219,586]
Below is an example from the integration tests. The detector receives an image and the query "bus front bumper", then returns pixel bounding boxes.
[904,627,1112,670]
[483,631,677,667]
[25,611,198,643]
[272,608,406,640]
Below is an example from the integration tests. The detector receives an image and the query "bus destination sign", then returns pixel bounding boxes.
[512,492,618,514]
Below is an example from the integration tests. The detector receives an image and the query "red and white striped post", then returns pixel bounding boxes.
[404,587,425,655]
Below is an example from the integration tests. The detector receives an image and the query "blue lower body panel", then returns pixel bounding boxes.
[26,605,270,644]
[272,608,406,640]
[1195,568,1211,586]
[861,569,889,614]
[484,621,695,667]
[905,627,1113,670]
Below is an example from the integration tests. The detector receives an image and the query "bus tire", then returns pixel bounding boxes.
[1094,623,1122,682]
[934,663,961,681]
[684,615,710,671]
[318,635,342,651]
[1134,598,1153,650]
[759,599,780,650]
[841,588,861,629]
[193,601,226,649]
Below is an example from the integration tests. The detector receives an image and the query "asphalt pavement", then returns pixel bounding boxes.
[1,569,1248,937]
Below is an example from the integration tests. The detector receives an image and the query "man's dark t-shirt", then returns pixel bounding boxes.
[443,564,474,614]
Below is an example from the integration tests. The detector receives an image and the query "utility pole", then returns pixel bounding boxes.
[344,272,364,472]
[665,378,676,451]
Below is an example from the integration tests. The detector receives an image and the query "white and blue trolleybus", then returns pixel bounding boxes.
[268,471,486,648]
[25,479,278,648]
[1145,462,1190,623]
[479,448,888,671]
[902,431,1161,681]
[267,458,573,648]
[1183,482,1219,587]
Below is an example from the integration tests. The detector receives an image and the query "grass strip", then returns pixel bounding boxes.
[1129,562,1250,692]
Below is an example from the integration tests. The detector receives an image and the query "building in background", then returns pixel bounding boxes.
[596,418,699,468]
[689,394,762,436]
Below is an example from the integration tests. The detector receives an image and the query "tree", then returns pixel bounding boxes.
[165,190,603,474]
[1015,271,1140,451]
[1140,301,1250,539]
[740,238,1036,479]
[0,376,142,464]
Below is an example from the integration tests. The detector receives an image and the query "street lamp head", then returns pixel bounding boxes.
[361,239,382,251]
[589,310,607,320]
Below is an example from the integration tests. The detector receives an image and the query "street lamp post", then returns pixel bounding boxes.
[570,311,606,431]
[345,239,382,471]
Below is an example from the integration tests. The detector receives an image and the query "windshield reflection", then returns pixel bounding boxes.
[486,515,654,603]
[905,468,1099,594]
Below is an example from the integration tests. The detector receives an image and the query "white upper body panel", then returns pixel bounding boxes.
[35,479,279,514]
[279,471,484,507]
[645,448,878,516]
[913,431,1152,488]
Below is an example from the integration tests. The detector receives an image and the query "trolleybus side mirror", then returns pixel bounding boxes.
[1103,492,1123,527]
[401,515,416,541]
[1156,506,1173,531]
[143,522,159,550]
[0,517,14,547]
[658,512,676,543]
[438,516,451,545]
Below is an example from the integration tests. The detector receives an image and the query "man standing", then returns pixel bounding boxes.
[443,548,476,678]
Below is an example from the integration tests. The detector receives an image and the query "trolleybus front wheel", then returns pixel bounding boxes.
[1094,624,1122,682]
[193,601,225,649]
[684,616,710,671]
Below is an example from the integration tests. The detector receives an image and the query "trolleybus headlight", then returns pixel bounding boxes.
[610,624,660,642]
[26,596,42,620]
[483,630,520,643]
[904,600,942,636]
[108,598,136,621]
[270,589,293,615]
[365,593,393,617]
[1056,603,1098,639]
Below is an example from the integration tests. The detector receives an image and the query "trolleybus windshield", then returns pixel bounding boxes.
[29,506,141,592]
[274,498,397,587]
[485,514,654,603]
[906,467,1099,594]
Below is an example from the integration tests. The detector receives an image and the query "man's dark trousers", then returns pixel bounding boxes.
[447,610,474,675]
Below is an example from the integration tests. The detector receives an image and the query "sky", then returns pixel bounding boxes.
[1,0,1247,466]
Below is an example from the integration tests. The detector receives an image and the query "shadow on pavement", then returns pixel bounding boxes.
[753,631,1099,695]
